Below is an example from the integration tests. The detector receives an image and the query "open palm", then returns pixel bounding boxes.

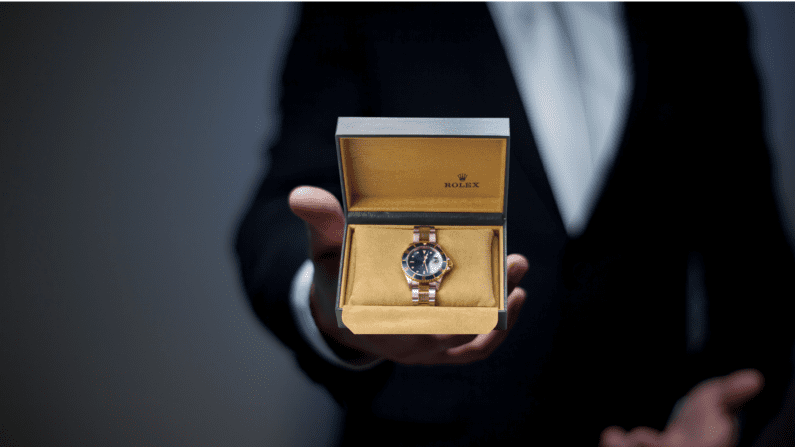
[600,369,764,447]
[289,186,528,366]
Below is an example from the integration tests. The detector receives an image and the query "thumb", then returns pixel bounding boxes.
[288,186,345,258]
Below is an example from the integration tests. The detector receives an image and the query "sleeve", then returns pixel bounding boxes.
[681,5,795,445]
[233,3,394,404]
[289,259,384,370]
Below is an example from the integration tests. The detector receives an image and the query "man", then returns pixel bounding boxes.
[235,4,795,446]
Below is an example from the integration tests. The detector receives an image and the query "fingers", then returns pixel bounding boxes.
[506,285,527,329]
[600,426,663,447]
[387,334,479,365]
[442,285,527,363]
[361,253,530,365]
[649,370,762,447]
[600,426,628,447]
[288,186,345,257]
[720,369,764,411]
[683,369,764,415]
[624,427,662,447]
[438,253,527,364]
[599,370,763,447]
[433,333,482,349]
[507,253,529,291]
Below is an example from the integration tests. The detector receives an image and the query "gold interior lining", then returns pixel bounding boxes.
[339,137,507,213]
[338,224,504,334]
[346,226,496,307]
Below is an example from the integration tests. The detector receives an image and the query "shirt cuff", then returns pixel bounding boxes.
[289,259,384,371]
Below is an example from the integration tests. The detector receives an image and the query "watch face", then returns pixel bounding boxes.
[402,243,449,281]
[407,247,443,275]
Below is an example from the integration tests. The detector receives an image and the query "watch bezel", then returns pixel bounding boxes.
[401,242,451,281]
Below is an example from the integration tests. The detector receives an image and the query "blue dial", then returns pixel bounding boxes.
[407,247,443,275]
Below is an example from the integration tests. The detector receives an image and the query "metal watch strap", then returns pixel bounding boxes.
[412,226,436,305]
[411,281,437,305]
[413,226,436,243]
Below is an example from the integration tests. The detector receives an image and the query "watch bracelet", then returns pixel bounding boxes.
[411,226,439,305]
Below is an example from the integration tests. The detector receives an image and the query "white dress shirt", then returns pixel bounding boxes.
[290,2,633,370]
[490,2,632,237]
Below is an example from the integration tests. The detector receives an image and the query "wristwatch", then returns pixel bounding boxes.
[401,226,453,305]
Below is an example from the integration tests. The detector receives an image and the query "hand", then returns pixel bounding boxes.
[600,369,765,447]
[288,185,529,365]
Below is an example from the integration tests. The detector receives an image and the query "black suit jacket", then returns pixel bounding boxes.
[235,4,795,446]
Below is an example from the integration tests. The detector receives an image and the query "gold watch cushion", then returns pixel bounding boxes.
[346,226,496,307]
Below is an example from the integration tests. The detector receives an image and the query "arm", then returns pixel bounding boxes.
[234,4,530,399]
[233,4,394,398]
[687,5,795,444]
[600,4,795,446]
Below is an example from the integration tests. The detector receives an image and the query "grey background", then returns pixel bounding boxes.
[1,3,793,446]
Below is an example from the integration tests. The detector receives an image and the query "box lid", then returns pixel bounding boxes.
[336,118,509,219]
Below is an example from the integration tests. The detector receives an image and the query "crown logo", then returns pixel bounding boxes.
[458,173,467,181]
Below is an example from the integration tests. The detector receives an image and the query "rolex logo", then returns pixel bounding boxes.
[445,173,479,188]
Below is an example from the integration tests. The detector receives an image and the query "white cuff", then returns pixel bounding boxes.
[289,259,384,371]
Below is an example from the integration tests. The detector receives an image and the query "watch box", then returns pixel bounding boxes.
[334,117,509,334]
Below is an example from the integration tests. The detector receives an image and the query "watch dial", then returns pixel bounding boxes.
[407,247,443,275]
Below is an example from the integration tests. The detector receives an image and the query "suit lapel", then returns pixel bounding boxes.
[475,3,567,234]
[579,4,651,238]
[490,3,651,240]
